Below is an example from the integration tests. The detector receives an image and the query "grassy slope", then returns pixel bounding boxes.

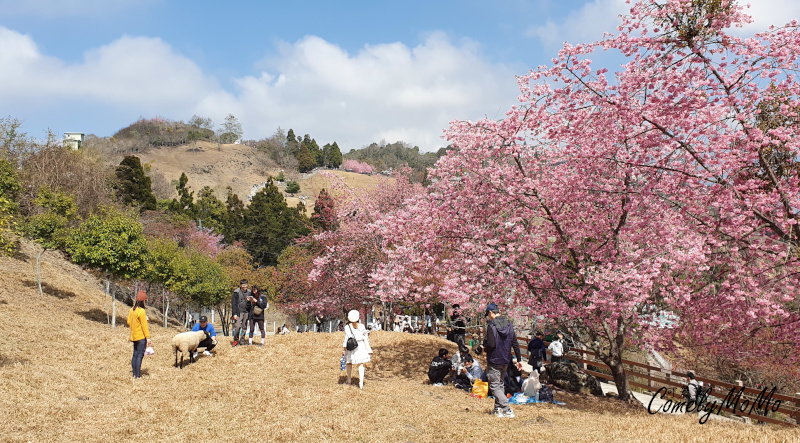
[128,141,384,213]
[0,240,796,442]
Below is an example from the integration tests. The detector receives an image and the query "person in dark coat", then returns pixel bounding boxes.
[428,348,453,384]
[231,279,251,346]
[477,302,522,418]
[246,285,268,346]
[527,331,547,370]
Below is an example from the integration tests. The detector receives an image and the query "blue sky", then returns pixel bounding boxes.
[0,0,795,152]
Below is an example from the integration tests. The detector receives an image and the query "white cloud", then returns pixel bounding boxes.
[736,1,800,34]
[526,0,630,48]
[0,26,518,151]
[0,27,224,116]
[527,0,800,47]
[222,33,518,150]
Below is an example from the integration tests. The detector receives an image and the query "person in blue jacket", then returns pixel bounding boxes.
[192,315,217,357]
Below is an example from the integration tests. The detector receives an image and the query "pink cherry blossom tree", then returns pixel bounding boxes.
[372,0,800,400]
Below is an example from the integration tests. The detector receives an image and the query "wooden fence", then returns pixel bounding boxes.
[435,326,799,426]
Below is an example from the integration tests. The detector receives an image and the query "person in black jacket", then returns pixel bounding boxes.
[450,305,467,353]
[246,285,268,346]
[428,348,453,385]
[231,279,251,346]
[527,331,547,370]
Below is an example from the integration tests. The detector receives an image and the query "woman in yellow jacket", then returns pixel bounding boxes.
[127,290,151,378]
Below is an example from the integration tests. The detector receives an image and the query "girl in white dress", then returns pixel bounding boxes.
[343,309,373,389]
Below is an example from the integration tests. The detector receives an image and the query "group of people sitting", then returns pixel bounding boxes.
[427,344,551,402]
[428,345,486,390]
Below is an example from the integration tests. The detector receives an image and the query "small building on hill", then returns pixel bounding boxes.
[64,132,85,150]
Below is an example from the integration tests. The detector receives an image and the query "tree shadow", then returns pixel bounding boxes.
[77,308,125,325]
[22,279,78,299]
[369,335,455,382]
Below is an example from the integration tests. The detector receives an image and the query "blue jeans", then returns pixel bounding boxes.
[132,339,146,378]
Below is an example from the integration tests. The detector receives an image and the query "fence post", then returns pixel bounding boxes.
[580,345,587,370]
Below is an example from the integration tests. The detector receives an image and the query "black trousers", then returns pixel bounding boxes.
[198,336,216,351]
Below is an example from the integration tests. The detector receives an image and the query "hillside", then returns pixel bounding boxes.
[115,141,385,213]
[0,242,796,441]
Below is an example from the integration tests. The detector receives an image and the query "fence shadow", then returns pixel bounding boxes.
[22,280,78,299]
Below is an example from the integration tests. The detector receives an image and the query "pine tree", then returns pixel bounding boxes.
[223,187,245,243]
[114,155,157,211]
[241,178,309,266]
[168,172,195,218]
[296,143,316,173]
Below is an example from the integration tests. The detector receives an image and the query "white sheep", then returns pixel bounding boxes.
[172,330,210,369]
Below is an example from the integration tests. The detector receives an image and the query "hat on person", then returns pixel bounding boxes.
[199,315,208,323]
[136,290,147,302]
[484,302,499,316]
[347,310,360,323]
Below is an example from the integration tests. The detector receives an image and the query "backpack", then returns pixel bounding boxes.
[539,385,554,402]
[346,325,359,351]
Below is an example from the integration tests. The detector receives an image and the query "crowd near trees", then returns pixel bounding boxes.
[2,0,799,410]
[273,0,800,402]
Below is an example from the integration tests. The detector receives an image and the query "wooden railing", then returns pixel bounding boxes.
[435,325,799,426]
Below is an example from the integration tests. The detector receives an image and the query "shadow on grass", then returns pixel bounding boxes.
[22,279,78,299]
[369,334,454,381]
[0,299,7,305]
[0,354,29,367]
[77,308,125,325]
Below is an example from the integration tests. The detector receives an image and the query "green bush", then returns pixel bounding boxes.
[285,181,300,194]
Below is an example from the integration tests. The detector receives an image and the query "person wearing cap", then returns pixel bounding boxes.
[477,302,522,418]
[127,290,151,379]
[191,315,217,357]
[342,309,373,389]
[231,279,251,346]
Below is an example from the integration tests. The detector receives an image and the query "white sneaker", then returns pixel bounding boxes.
[203,350,212,356]
[192,352,198,359]
[501,409,515,418]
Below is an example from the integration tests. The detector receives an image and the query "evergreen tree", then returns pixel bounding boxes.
[296,143,316,173]
[311,188,337,231]
[322,142,343,168]
[114,155,157,211]
[194,186,227,232]
[286,129,299,156]
[301,134,321,166]
[223,186,245,243]
[241,178,309,266]
[168,172,195,218]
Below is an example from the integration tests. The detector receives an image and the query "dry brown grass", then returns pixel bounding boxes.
[1,241,798,442]
[128,142,385,214]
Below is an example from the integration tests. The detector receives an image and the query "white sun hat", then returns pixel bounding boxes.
[347,310,360,323]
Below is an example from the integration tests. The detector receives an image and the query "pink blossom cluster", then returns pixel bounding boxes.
[342,159,376,174]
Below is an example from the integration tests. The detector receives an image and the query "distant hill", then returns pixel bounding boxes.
[105,140,385,213]
[343,141,446,182]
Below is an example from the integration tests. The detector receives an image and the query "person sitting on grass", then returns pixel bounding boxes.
[278,324,290,335]
[454,353,485,391]
[428,348,453,385]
